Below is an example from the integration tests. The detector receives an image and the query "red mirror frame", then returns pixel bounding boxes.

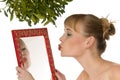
[12,28,56,80]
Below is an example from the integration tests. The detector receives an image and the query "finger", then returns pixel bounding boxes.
[16,69,23,78]
[21,63,27,70]
[55,69,66,80]
[16,66,20,73]
[21,63,24,69]
[16,66,25,73]
[55,72,62,80]
[55,70,61,79]
[17,76,22,80]
[17,73,22,78]
[55,69,63,75]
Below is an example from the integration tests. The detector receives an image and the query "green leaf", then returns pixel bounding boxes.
[4,10,8,17]
[10,10,14,21]
[34,14,44,19]
[44,20,50,26]
[31,15,36,23]
[27,20,32,26]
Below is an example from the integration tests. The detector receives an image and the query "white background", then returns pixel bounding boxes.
[21,37,51,80]
[0,0,120,80]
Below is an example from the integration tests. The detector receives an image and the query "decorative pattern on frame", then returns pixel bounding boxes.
[12,28,56,80]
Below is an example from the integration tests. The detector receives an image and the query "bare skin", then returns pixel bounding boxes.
[77,61,120,80]
[55,70,66,80]
[57,27,120,80]
[16,65,34,80]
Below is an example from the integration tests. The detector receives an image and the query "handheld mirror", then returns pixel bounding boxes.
[12,28,56,80]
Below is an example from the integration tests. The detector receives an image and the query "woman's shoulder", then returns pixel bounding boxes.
[110,62,120,72]
[108,63,120,80]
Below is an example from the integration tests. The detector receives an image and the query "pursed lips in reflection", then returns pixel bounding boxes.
[22,57,27,62]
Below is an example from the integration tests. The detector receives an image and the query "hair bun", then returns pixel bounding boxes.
[100,18,115,40]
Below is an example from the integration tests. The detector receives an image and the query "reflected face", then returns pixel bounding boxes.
[19,39,31,70]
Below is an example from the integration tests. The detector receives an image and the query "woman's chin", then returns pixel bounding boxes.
[61,53,67,57]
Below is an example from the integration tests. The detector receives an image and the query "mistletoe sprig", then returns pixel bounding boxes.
[0,0,72,26]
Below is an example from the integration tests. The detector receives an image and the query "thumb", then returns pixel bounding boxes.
[55,70,66,80]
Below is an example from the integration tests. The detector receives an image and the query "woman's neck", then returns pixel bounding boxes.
[75,51,109,79]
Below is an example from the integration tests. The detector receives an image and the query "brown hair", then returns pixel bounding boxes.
[19,38,26,47]
[64,14,115,55]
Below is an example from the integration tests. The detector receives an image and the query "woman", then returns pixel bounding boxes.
[57,14,120,80]
[16,14,120,80]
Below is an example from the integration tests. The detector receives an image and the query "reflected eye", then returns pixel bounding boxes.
[21,48,26,51]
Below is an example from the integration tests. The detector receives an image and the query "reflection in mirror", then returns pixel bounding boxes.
[12,28,56,80]
[20,36,51,80]
[19,38,31,70]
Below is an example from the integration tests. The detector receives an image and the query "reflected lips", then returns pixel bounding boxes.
[22,57,27,62]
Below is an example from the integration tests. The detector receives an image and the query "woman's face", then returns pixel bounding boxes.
[59,26,88,58]
[20,40,31,70]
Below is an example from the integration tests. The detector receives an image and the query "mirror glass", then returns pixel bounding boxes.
[12,28,56,80]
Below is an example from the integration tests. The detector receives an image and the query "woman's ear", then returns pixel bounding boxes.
[85,36,96,48]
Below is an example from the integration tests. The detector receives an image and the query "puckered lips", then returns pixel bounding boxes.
[58,44,61,50]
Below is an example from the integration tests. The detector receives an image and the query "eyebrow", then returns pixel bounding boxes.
[64,28,72,31]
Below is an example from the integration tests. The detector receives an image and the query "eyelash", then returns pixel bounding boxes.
[21,48,26,51]
[66,32,72,37]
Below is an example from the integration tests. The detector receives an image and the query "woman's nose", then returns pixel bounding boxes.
[59,35,64,42]
[59,37,62,42]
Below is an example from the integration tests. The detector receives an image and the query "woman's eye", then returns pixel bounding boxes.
[67,33,72,36]
[65,29,72,37]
